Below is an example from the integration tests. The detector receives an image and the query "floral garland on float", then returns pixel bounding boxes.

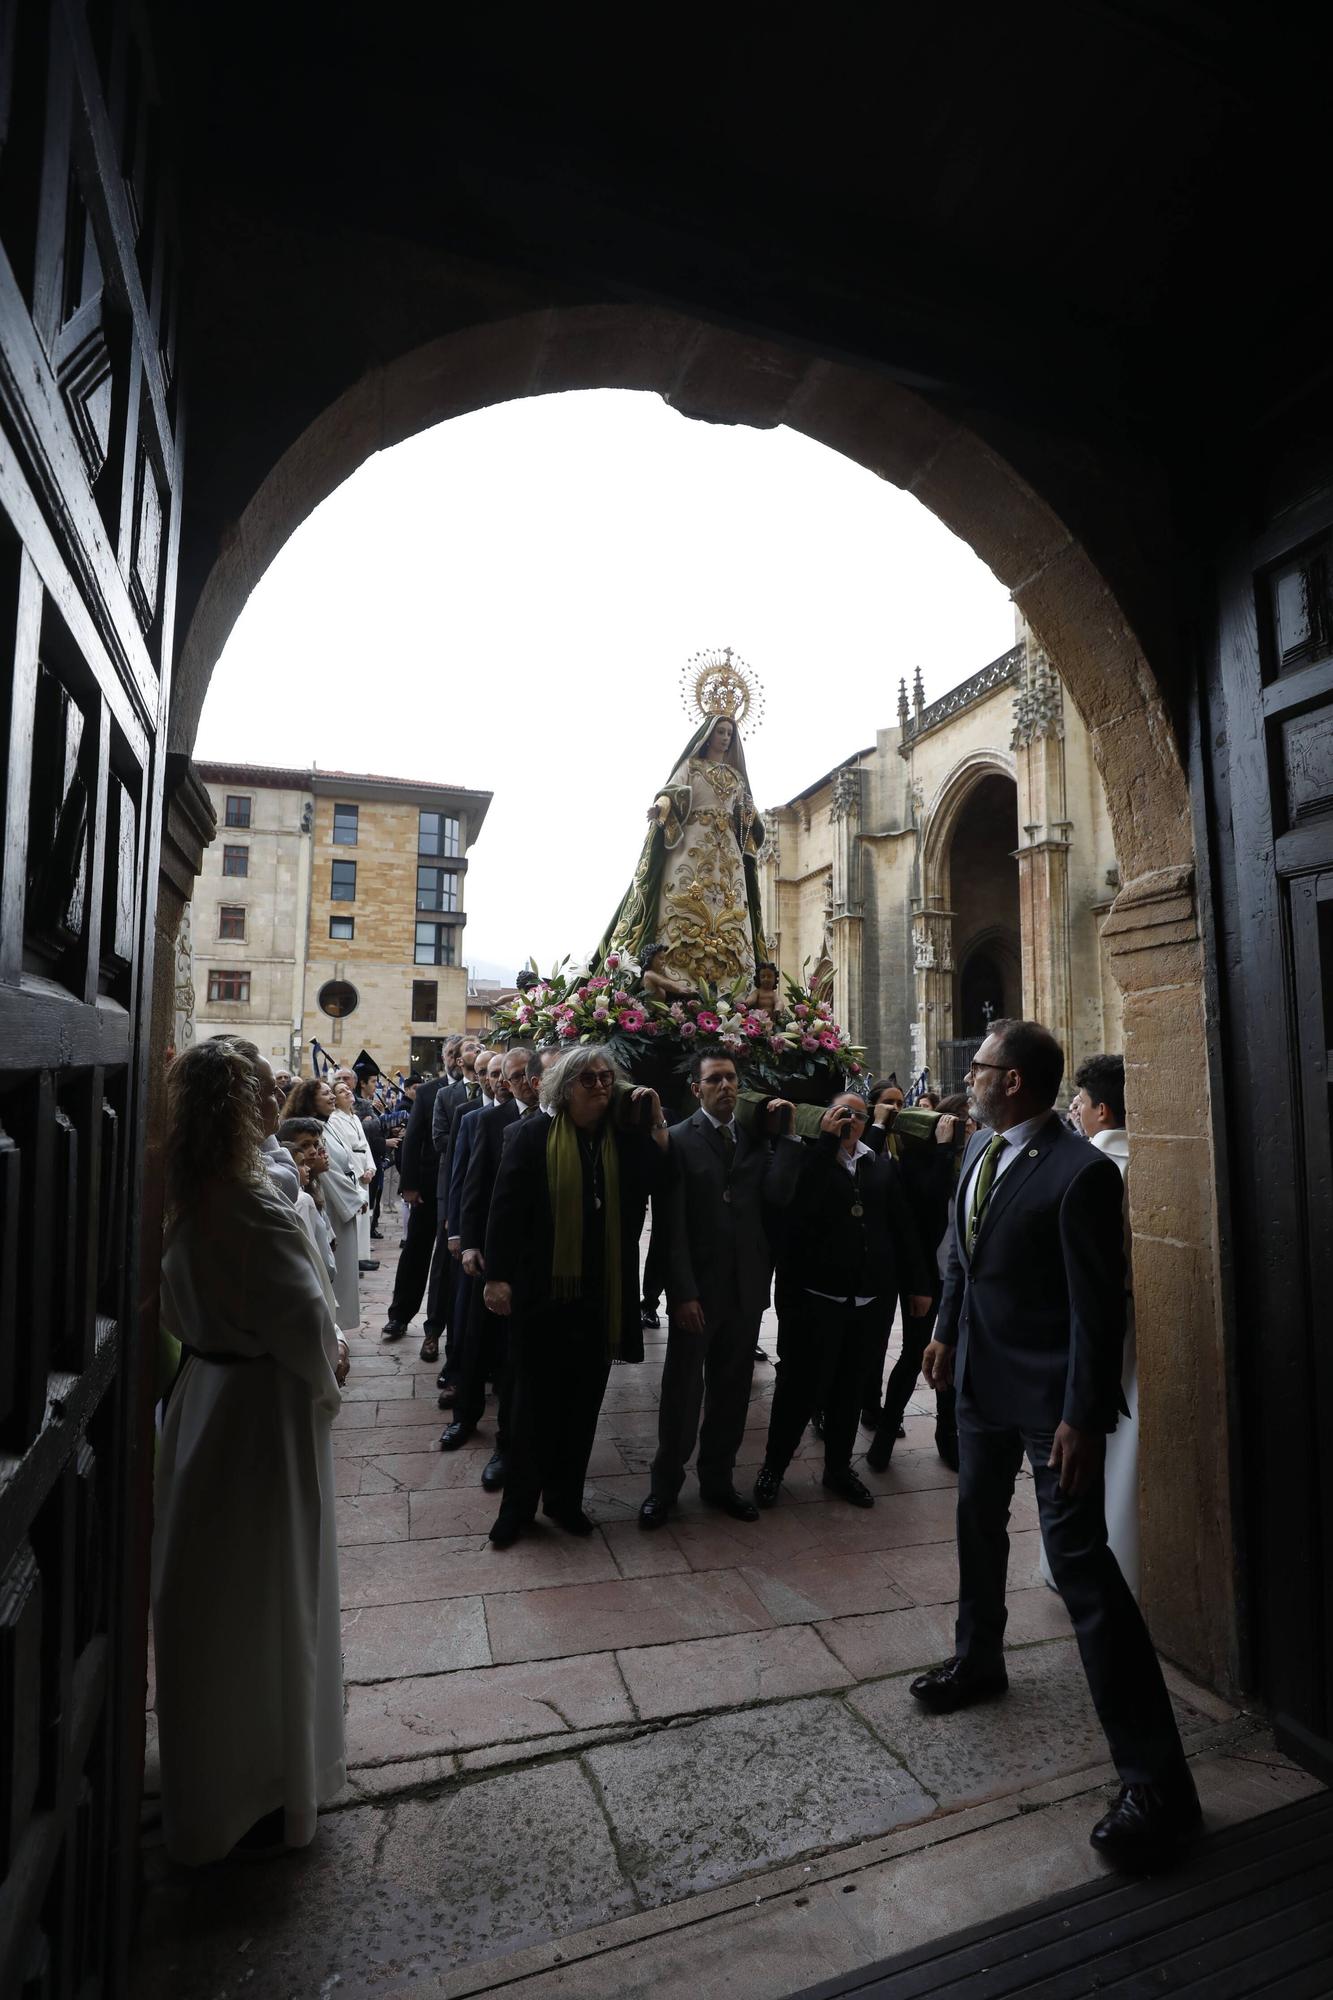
[493,955,868,1104]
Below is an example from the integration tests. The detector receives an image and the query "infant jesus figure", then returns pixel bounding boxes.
[638,940,698,1004]
[743,960,785,1019]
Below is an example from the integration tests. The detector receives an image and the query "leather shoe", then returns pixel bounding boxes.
[436,1363,453,1390]
[640,1305,661,1330]
[438,1421,473,1451]
[753,1345,769,1363]
[823,1467,875,1508]
[909,1656,1009,1713]
[860,1404,883,1431]
[638,1494,673,1530]
[370,1225,383,1238]
[936,1427,960,1471]
[702,1487,760,1522]
[359,1259,380,1272]
[480,1452,506,1491]
[543,1504,595,1536]
[865,1435,895,1473]
[753,1464,782,1509]
[489,1515,524,1549]
[1090,1777,1201,1870]
[381,1319,407,1342]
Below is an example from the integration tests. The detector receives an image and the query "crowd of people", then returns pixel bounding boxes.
[151,1015,1195,1878]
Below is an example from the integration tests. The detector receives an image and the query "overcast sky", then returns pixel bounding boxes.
[197,389,1014,977]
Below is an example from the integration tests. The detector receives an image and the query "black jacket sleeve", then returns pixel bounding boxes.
[398,1091,431,1194]
[1059,1153,1129,1430]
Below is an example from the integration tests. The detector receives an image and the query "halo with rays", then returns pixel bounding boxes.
[679,647,765,734]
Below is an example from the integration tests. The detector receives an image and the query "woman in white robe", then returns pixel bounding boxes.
[329,1078,374,1260]
[285,1075,362,1332]
[153,1039,345,1864]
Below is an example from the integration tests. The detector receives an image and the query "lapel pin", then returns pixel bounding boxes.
[1028,1147,1038,1157]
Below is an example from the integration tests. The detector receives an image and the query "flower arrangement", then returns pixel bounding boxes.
[492,956,866,1099]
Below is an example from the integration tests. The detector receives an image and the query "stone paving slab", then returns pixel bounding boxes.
[584,1694,936,1905]
[345,1652,634,1763]
[617,1624,853,1719]
[850,1636,1217,1808]
[342,1594,490,1680]
[333,1423,451,1458]
[339,1529,620,1607]
[337,1494,412,1544]
[486,1568,777,1664]
[737,1551,915,1625]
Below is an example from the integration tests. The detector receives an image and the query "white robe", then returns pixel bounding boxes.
[154,1176,345,1864]
[318,1120,364,1332]
[329,1107,373,1260]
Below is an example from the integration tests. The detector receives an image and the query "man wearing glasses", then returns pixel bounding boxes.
[482,1045,668,1548]
[913,1019,1199,1871]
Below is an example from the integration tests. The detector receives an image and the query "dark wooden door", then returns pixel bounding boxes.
[1213,494,1333,1779]
[0,1,180,1988]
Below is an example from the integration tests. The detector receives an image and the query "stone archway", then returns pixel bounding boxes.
[167,302,1234,1688]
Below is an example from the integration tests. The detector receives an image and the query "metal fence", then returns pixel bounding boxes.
[938,1036,984,1096]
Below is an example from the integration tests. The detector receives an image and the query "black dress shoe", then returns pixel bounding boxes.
[638,1494,673,1530]
[753,1464,782,1509]
[909,1656,1009,1713]
[860,1404,883,1431]
[370,1226,383,1239]
[1089,1777,1202,1870]
[480,1452,506,1492]
[935,1427,960,1471]
[489,1515,525,1549]
[753,1346,769,1363]
[381,1319,407,1342]
[436,1363,454,1390]
[865,1435,895,1473]
[438,1421,473,1451]
[640,1305,661,1330]
[359,1259,380,1272]
[543,1504,595,1536]
[701,1487,760,1522]
[823,1467,875,1508]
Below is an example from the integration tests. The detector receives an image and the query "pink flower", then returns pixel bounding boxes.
[680,1021,698,1039]
[606,953,621,971]
[618,1007,648,1034]
[794,1003,810,1020]
[769,1033,786,1052]
[743,1018,765,1038]
[576,987,589,1003]
[643,1022,659,1037]
[516,1005,533,1025]
[593,1007,609,1023]
[669,1001,686,1021]
[696,1010,721,1033]
[849,1062,862,1075]
[721,1033,744,1051]
[612,990,631,1006]
[557,1019,578,1039]
[801,1033,820,1052]
[588,974,609,992]
[819,1032,839,1051]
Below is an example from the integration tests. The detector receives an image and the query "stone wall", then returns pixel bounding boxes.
[191,777,312,1068]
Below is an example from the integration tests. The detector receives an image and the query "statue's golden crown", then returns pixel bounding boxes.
[679,647,765,733]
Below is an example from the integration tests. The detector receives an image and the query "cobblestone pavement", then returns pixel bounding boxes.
[134,1201,1318,1998]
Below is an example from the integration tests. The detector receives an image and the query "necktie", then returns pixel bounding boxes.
[718,1121,736,1149]
[966,1133,1007,1255]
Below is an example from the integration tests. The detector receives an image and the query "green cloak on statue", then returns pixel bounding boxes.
[595,710,768,989]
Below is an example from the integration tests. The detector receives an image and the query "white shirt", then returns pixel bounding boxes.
[962,1109,1056,1228]
[699,1106,737,1137]
[808,1139,879,1307]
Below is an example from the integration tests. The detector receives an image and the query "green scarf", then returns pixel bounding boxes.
[547,1110,623,1359]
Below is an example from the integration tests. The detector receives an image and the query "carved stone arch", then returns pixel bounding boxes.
[919,749,1019,907]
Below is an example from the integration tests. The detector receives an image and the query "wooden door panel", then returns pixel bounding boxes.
[0,1,179,1989]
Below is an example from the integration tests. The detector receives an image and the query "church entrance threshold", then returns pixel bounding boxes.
[131,1209,1313,1999]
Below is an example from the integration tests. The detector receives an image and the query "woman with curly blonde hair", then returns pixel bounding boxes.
[153,1038,345,1863]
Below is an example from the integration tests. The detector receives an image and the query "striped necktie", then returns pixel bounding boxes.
[966,1132,1008,1255]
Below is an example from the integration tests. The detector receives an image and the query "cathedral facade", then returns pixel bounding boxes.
[762,621,1120,1092]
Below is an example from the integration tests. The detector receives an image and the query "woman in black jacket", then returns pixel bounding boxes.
[755,1095,933,1510]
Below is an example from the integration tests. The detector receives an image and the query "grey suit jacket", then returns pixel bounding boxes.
[936,1116,1127,1432]
[665,1111,802,1328]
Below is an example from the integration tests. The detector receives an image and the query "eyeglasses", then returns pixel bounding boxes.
[576,1071,615,1090]
[966,1060,1011,1077]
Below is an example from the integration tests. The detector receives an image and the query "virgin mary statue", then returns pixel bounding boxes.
[597,654,768,989]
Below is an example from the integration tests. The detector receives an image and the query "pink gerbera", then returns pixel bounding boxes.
[696,1010,721,1032]
[818,1032,839,1051]
[618,1007,648,1034]
[743,1018,765,1038]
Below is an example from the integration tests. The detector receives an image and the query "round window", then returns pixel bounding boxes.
[318,979,359,1020]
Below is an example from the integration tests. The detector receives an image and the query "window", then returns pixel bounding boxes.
[224,794,252,828]
[332,802,359,845]
[414,922,456,966]
[329,915,354,941]
[222,844,248,876]
[207,969,250,1003]
[412,980,438,1022]
[330,859,356,901]
[416,864,460,912]
[318,979,358,1019]
[418,810,460,858]
[219,905,246,940]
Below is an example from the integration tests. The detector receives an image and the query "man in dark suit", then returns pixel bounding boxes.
[916,1017,1199,1871]
[421,1035,473,1374]
[440,1046,539,1482]
[639,1053,801,1529]
[381,1067,446,1346]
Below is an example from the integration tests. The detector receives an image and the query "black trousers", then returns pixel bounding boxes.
[640,1195,670,1310]
[650,1306,758,1501]
[955,1406,1188,1787]
[387,1193,437,1324]
[868,1295,957,1455]
[765,1293,892,1476]
[423,1206,452,1345]
[454,1290,512,1450]
[495,1305,611,1527]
